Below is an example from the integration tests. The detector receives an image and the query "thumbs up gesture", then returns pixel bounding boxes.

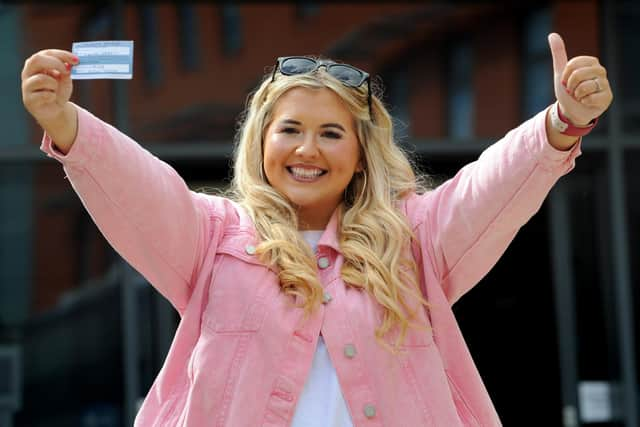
[548,32,613,126]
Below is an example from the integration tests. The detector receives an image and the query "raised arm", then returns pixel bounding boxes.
[408,33,612,304]
[22,49,220,313]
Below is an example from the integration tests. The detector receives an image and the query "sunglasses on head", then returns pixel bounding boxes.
[271,56,373,121]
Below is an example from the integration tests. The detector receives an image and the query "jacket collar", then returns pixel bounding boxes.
[235,198,343,254]
[317,205,342,254]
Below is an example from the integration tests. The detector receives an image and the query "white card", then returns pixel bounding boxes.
[71,41,134,80]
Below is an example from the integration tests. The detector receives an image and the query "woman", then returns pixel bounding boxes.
[21,33,612,426]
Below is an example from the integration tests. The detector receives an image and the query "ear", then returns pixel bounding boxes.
[355,159,364,173]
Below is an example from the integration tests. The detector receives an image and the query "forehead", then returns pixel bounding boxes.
[271,87,354,125]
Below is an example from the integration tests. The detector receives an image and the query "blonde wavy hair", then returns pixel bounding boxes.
[226,60,431,351]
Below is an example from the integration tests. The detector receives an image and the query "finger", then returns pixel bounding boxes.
[578,90,612,108]
[22,52,75,80]
[562,56,601,85]
[40,49,79,64]
[35,49,79,72]
[574,77,609,101]
[548,33,568,76]
[566,65,607,93]
[22,57,68,82]
[47,69,63,79]
[24,91,57,109]
[23,73,58,94]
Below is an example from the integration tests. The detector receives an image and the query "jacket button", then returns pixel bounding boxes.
[317,256,330,269]
[322,292,332,304]
[344,344,356,358]
[245,245,256,255]
[363,404,376,418]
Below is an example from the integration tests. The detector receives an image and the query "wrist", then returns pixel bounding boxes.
[550,102,598,137]
[42,103,78,154]
[558,103,590,127]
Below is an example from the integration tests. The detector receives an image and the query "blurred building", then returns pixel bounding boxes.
[0,1,638,426]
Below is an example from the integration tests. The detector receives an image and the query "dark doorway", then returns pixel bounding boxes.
[453,202,563,426]
[421,153,564,425]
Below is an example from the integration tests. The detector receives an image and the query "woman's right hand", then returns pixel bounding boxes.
[21,49,79,152]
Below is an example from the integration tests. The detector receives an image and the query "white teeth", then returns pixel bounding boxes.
[290,167,323,179]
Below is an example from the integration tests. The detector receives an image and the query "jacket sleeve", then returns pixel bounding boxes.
[40,104,227,313]
[407,106,582,304]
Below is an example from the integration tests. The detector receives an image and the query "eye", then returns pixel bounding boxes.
[322,130,342,139]
[280,127,299,134]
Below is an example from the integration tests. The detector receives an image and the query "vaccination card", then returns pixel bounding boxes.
[71,41,134,79]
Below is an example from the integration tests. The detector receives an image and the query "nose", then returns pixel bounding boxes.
[295,133,319,158]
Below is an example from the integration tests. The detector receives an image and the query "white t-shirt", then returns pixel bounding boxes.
[290,231,354,427]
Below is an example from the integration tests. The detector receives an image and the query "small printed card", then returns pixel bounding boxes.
[71,40,134,79]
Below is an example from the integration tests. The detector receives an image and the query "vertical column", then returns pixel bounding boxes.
[548,182,580,427]
[602,1,638,426]
[0,5,32,329]
[111,0,139,425]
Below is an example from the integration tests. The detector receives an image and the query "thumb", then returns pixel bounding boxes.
[548,32,568,76]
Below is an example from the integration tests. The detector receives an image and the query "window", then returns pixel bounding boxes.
[447,40,473,139]
[522,7,552,119]
[85,6,112,40]
[140,6,163,86]
[624,150,640,392]
[381,65,411,141]
[0,7,32,326]
[616,1,640,134]
[220,4,242,55]
[296,0,320,18]
[178,5,200,70]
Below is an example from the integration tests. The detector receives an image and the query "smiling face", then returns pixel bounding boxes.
[263,86,362,230]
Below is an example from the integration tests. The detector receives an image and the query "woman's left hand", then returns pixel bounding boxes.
[548,32,613,126]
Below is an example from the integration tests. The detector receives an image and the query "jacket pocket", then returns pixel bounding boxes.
[382,307,434,348]
[203,250,278,333]
[446,370,482,426]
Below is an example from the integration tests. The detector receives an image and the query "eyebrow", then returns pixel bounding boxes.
[279,119,346,132]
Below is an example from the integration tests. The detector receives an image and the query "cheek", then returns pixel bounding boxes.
[334,142,362,173]
[262,136,287,179]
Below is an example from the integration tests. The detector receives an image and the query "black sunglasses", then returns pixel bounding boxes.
[271,56,373,121]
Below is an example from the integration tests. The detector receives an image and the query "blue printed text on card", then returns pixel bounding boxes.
[71,41,134,80]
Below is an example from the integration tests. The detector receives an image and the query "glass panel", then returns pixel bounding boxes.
[221,4,242,55]
[616,1,640,134]
[141,6,162,86]
[624,149,640,399]
[522,7,553,119]
[296,0,320,18]
[524,7,551,55]
[85,6,112,40]
[178,5,200,70]
[566,153,625,426]
[0,165,33,326]
[380,64,411,141]
[0,356,9,395]
[447,41,473,139]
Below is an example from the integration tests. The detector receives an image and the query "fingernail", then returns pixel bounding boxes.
[65,63,72,71]
[72,55,79,63]
[562,80,567,87]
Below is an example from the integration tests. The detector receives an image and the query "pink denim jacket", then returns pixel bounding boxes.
[42,105,581,426]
